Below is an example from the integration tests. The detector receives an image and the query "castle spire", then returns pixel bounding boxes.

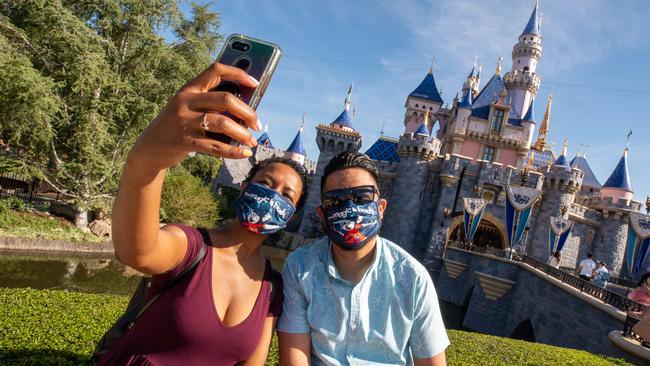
[330,85,355,131]
[534,94,552,151]
[344,84,353,111]
[496,56,503,75]
[521,0,541,36]
[601,146,633,194]
[284,125,306,164]
[553,139,570,170]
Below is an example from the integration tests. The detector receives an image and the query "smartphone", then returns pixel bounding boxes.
[207,34,282,143]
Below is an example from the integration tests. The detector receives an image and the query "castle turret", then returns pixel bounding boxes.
[298,86,362,238]
[462,61,480,97]
[504,0,542,119]
[382,110,441,255]
[528,140,584,263]
[284,127,306,165]
[599,148,633,203]
[404,64,444,134]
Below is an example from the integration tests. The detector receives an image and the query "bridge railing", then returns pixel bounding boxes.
[446,241,647,314]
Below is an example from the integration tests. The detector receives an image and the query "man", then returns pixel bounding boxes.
[278,152,449,365]
[576,252,597,281]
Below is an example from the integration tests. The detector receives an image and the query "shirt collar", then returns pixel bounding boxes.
[326,236,384,284]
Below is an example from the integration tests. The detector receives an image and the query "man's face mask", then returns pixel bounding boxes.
[320,185,381,250]
[235,182,296,235]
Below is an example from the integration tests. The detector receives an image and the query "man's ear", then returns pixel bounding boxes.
[378,198,388,220]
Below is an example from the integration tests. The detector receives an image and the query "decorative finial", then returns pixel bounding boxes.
[344,84,353,111]
[300,112,306,130]
[561,139,568,156]
[496,56,503,75]
[428,57,435,74]
[439,84,443,96]
[477,64,482,79]
[626,129,633,150]
[380,120,386,136]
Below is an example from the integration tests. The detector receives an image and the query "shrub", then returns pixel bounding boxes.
[160,169,220,227]
[180,154,222,185]
[0,197,29,212]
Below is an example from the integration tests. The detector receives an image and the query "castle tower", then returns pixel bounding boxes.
[462,62,480,98]
[527,141,584,263]
[589,147,636,276]
[284,127,306,165]
[534,94,552,152]
[504,0,542,119]
[404,64,444,134]
[382,110,441,255]
[520,98,536,149]
[298,85,362,238]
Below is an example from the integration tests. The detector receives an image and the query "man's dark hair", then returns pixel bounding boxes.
[244,156,309,210]
[321,151,380,192]
[587,253,593,258]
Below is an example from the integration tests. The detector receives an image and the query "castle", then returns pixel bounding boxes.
[216,1,644,279]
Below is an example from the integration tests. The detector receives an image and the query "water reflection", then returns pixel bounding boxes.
[0,251,142,296]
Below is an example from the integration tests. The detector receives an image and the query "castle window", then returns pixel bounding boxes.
[523,66,529,72]
[415,104,419,108]
[491,108,505,133]
[482,146,496,162]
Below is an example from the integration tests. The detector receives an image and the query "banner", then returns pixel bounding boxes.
[463,198,487,243]
[548,216,573,255]
[505,185,542,251]
[626,212,650,276]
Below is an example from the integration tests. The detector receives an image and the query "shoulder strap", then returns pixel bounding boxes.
[133,231,207,321]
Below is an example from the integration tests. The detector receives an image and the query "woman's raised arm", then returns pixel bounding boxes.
[112,63,261,275]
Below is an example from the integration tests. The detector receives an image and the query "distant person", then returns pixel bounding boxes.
[278,152,449,366]
[592,261,610,288]
[575,253,597,281]
[547,251,561,269]
[100,63,308,365]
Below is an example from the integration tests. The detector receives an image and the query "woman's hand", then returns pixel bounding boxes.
[128,62,261,173]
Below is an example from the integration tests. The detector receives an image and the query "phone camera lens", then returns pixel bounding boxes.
[235,58,250,71]
[232,41,250,52]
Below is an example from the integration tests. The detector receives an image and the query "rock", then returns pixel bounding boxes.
[89,219,112,238]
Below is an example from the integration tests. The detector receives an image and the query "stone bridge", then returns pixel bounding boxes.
[429,247,648,365]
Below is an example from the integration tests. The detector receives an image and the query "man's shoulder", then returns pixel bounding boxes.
[284,236,329,269]
[380,237,430,279]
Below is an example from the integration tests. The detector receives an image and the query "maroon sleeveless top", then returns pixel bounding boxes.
[97,224,283,366]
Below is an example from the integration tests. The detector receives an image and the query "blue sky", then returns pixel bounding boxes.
[184,0,650,203]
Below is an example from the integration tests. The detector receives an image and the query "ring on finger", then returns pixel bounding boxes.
[200,113,210,130]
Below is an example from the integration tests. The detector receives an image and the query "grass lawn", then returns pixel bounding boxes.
[0,288,634,365]
[0,201,102,243]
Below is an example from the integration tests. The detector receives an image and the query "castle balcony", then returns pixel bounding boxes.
[568,203,602,228]
[316,124,361,139]
[503,70,541,93]
[466,130,525,150]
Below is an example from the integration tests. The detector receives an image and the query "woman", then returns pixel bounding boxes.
[591,261,610,288]
[547,251,561,269]
[99,63,307,365]
[624,273,650,337]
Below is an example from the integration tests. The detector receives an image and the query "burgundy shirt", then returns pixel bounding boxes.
[97,224,283,366]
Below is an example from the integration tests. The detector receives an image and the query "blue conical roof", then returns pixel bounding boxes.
[570,155,601,188]
[523,99,535,122]
[459,89,472,109]
[286,129,305,156]
[415,123,429,136]
[554,154,570,170]
[467,65,476,79]
[521,2,541,36]
[603,149,632,192]
[257,133,273,148]
[409,72,444,104]
[332,109,353,129]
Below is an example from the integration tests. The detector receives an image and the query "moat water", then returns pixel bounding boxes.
[0,250,141,296]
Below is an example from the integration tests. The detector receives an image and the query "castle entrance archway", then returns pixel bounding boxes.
[448,214,506,249]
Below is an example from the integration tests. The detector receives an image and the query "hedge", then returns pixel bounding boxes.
[0,288,632,365]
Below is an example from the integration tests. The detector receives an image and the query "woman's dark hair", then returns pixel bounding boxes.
[321,151,379,192]
[243,156,309,211]
[637,273,650,287]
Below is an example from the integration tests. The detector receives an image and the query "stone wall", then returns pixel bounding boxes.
[435,248,644,364]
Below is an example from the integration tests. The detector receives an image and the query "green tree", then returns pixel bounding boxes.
[160,168,220,228]
[0,0,222,209]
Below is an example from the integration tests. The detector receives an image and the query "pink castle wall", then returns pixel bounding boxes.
[498,149,518,166]
[460,141,481,161]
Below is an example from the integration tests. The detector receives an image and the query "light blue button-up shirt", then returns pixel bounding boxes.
[278,236,449,365]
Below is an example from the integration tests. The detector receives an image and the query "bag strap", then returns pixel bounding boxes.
[132,229,208,321]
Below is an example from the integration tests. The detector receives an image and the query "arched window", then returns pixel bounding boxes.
[346,143,354,151]
[336,141,344,152]
[327,139,335,152]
